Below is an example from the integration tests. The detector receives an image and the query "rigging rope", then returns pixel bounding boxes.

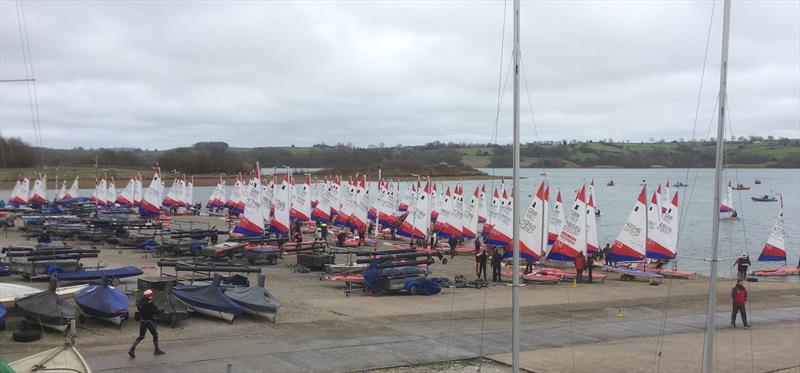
[478,2,508,369]
[14,0,45,167]
[658,1,717,371]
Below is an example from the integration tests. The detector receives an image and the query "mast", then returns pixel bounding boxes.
[376,167,382,239]
[511,0,521,371]
[701,0,731,371]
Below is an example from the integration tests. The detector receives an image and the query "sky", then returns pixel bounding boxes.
[0,0,798,150]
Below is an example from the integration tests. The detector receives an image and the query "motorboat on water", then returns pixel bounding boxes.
[751,194,778,202]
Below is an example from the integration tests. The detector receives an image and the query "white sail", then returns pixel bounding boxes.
[232,176,265,237]
[586,192,600,254]
[106,177,117,206]
[547,185,587,261]
[548,188,565,245]
[487,189,513,247]
[117,176,136,206]
[757,199,786,262]
[56,180,67,201]
[139,170,162,216]
[290,175,312,221]
[270,174,292,235]
[647,190,680,259]
[518,181,547,261]
[647,190,660,235]
[719,181,736,219]
[29,176,48,205]
[351,177,370,229]
[607,186,648,262]
[398,180,431,240]
[463,186,481,239]
[134,173,143,205]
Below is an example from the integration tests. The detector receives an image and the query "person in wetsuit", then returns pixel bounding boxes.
[128,289,165,358]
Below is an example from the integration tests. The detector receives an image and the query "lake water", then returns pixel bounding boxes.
[9,168,799,276]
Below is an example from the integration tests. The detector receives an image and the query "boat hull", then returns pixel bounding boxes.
[184,303,236,323]
[241,306,277,322]
[10,346,91,373]
[753,268,800,276]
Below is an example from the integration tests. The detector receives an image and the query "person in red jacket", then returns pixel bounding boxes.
[731,280,750,328]
[574,252,586,282]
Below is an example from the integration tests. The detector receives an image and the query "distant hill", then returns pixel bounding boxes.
[0,137,797,187]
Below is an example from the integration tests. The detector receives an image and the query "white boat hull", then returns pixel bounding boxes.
[241,306,277,322]
[1,283,87,308]
[11,346,91,373]
[188,305,236,323]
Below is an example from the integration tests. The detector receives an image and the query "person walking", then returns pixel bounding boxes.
[448,235,458,259]
[602,243,612,266]
[734,253,751,281]
[476,248,488,281]
[129,290,165,358]
[357,224,367,246]
[574,252,586,283]
[586,251,594,283]
[320,222,329,242]
[731,280,750,327]
[491,247,503,282]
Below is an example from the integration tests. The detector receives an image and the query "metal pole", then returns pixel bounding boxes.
[701,1,731,372]
[375,168,381,239]
[511,0,521,371]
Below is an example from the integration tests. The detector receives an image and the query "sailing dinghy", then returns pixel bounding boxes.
[754,198,798,276]
[719,181,738,219]
[9,320,91,373]
[604,186,663,281]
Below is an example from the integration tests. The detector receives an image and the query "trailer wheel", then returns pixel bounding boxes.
[441,258,448,265]
[13,329,41,343]
[408,284,419,295]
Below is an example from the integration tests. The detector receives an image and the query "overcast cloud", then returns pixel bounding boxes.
[0,0,798,149]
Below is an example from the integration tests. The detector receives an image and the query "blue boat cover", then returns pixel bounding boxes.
[0,264,9,276]
[75,284,129,318]
[59,266,143,281]
[173,277,243,316]
[363,263,428,294]
[0,303,7,320]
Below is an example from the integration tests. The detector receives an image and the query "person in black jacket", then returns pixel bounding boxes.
[476,248,488,281]
[448,236,458,258]
[129,290,165,358]
[491,247,503,282]
[37,228,52,244]
[733,253,751,281]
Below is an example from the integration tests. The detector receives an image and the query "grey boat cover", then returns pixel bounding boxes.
[224,275,280,314]
[137,282,189,324]
[16,275,78,326]
[173,275,242,316]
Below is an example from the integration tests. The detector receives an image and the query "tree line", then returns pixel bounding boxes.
[2,136,797,173]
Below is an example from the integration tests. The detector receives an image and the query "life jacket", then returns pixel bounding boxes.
[733,287,747,305]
